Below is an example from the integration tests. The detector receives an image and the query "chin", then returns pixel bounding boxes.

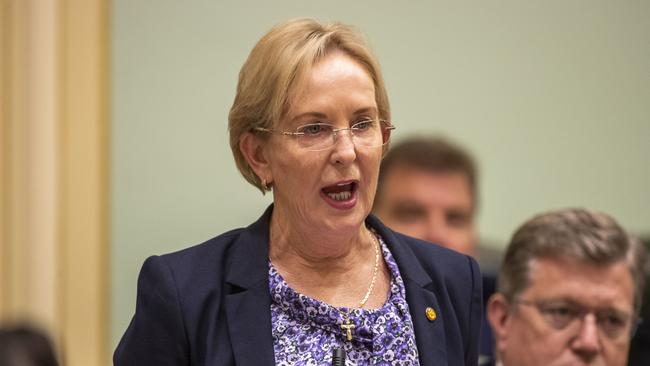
[322,205,368,230]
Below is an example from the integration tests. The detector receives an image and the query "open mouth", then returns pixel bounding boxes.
[321,181,357,202]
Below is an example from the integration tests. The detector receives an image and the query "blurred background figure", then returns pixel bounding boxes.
[372,136,501,270]
[487,208,648,366]
[373,137,478,256]
[372,136,497,365]
[627,236,650,366]
[0,324,59,366]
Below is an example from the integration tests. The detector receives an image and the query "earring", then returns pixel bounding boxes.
[262,178,269,191]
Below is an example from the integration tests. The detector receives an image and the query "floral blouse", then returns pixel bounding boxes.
[269,233,421,365]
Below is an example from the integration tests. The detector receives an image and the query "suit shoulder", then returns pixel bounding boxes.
[391,231,481,289]
[142,228,246,292]
[395,232,474,266]
[160,227,244,264]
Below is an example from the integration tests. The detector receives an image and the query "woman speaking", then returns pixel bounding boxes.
[115,18,481,365]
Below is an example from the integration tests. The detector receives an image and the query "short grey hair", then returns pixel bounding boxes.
[498,208,648,315]
[375,136,478,210]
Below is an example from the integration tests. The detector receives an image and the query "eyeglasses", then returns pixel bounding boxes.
[254,119,395,152]
[514,298,640,341]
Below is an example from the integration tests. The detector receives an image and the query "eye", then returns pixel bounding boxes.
[446,211,471,228]
[297,123,331,136]
[541,305,580,328]
[352,119,375,131]
[391,203,427,223]
[598,312,629,334]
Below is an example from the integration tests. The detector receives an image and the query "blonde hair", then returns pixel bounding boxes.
[228,18,391,193]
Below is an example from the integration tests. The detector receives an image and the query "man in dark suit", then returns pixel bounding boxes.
[373,136,496,365]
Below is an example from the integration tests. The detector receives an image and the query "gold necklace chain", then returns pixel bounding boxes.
[358,230,380,308]
[340,229,381,341]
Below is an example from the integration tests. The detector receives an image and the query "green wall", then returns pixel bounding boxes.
[111,0,650,350]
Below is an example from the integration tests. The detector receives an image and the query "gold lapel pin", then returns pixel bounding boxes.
[425,307,437,321]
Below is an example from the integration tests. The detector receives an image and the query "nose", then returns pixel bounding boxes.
[330,129,357,165]
[424,215,448,247]
[571,313,602,361]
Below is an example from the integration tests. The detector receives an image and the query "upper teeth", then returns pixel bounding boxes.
[328,191,351,201]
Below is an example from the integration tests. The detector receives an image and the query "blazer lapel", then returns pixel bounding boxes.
[402,278,449,366]
[224,207,276,366]
[367,215,449,366]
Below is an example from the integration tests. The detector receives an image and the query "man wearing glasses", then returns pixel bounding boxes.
[487,208,648,366]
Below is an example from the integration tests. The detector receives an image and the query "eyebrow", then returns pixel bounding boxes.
[541,298,631,313]
[352,106,378,116]
[290,112,327,124]
[390,200,427,214]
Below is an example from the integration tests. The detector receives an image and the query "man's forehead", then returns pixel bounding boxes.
[389,164,470,183]
[384,166,472,195]
[382,167,474,211]
[523,257,635,310]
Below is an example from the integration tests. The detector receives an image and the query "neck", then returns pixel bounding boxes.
[268,204,373,271]
[267,206,384,308]
[269,214,373,272]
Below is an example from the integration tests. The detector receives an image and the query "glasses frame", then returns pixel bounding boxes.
[253,119,395,152]
[513,298,641,340]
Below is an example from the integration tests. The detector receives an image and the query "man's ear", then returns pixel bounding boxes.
[487,293,512,351]
[239,132,272,183]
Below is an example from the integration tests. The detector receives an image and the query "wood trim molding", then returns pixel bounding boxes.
[57,0,109,364]
[0,0,59,328]
[0,0,9,319]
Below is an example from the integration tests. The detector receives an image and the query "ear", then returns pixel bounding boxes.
[239,132,272,184]
[487,293,512,352]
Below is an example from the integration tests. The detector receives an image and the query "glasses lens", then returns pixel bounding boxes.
[353,119,393,148]
[597,311,633,339]
[351,120,380,148]
[538,303,580,330]
[295,123,334,151]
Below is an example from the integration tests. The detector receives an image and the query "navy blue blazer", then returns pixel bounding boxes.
[115,206,482,365]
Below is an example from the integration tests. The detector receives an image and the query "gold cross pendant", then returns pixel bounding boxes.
[340,317,356,341]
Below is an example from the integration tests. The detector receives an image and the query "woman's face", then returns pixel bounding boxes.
[264,50,383,236]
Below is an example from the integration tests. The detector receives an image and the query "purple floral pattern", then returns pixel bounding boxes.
[269,233,420,365]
